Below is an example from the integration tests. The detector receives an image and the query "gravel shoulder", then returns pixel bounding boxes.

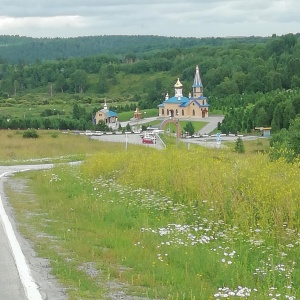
[0,166,67,300]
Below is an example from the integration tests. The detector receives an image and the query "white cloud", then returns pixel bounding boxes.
[0,0,299,38]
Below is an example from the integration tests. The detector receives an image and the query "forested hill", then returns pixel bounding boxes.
[0,34,270,64]
[0,33,300,142]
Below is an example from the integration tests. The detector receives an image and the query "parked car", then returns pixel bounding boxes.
[142,137,155,144]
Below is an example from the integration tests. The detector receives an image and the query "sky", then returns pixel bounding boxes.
[0,0,299,39]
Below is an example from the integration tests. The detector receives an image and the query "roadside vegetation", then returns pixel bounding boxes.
[0,130,125,165]
[224,137,270,154]
[4,131,300,299]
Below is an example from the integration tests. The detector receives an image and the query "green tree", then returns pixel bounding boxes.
[98,75,108,93]
[43,118,52,129]
[256,107,269,127]
[271,102,284,132]
[71,69,88,93]
[124,53,137,63]
[215,77,239,96]
[183,121,195,136]
[283,101,296,129]
[287,116,300,155]
[125,123,131,132]
[232,71,247,94]
[73,103,81,120]
[13,79,19,96]
[235,137,245,153]
[55,73,66,93]
[287,58,300,79]
[291,75,300,89]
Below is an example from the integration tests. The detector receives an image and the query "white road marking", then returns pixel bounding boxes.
[0,172,42,300]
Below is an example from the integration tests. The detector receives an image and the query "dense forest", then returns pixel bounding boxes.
[0,33,300,160]
[0,34,271,63]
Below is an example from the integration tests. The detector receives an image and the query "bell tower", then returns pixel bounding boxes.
[192,65,203,98]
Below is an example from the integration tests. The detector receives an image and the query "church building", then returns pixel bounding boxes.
[94,100,118,125]
[158,66,209,119]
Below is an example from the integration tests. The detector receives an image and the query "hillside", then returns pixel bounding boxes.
[0,33,300,145]
[0,34,270,64]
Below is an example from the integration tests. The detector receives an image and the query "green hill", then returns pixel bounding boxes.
[0,34,270,63]
[0,33,300,144]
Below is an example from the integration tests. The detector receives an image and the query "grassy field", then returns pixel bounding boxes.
[0,130,125,165]
[224,137,270,154]
[117,108,159,122]
[3,132,300,299]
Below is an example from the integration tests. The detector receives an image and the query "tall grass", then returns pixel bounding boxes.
[82,146,300,234]
[0,130,125,164]
[7,143,300,299]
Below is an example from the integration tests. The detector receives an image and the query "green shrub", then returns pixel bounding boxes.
[23,129,39,139]
[235,137,245,153]
[51,132,59,138]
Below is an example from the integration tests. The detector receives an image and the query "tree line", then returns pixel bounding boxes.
[0,34,270,64]
[0,33,299,103]
[1,33,300,159]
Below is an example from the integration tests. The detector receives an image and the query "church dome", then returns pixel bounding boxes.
[174,78,183,88]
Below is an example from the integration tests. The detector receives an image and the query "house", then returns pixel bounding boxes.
[255,127,271,137]
[94,100,118,125]
[158,65,209,119]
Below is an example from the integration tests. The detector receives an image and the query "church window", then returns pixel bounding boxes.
[162,109,164,115]
[182,109,184,116]
[193,109,195,116]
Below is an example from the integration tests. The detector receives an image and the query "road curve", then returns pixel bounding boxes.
[0,164,67,300]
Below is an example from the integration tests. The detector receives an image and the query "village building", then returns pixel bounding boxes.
[255,127,272,137]
[94,100,118,125]
[158,65,209,119]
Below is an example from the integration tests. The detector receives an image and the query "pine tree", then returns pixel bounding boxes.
[235,137,245,153]
[183,121,195,136]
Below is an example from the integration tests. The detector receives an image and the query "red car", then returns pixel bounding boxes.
[142,137,155,144]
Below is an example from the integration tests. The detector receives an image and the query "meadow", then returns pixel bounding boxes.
[3,131,300,299]
[0,130,125,165]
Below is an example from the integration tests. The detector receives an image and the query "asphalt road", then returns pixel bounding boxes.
[91,132,166,149]
[106,115,260,149]
[196,115,224,135]
[0,164,67,300]
[92,115,225,149]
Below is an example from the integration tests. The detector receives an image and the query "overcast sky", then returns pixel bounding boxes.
[0,0,299,38]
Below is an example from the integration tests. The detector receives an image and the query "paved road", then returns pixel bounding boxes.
[94,115,225,149]
[0,164,67,300]
[91,132,166,149]
[197,115,224,135]
[93,115,262,149]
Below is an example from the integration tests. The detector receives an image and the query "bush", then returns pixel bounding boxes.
[234,137,245,153]
[23,129,39,139]
[51,132,59,138]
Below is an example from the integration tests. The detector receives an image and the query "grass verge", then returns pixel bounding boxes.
[5,144,300,299]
